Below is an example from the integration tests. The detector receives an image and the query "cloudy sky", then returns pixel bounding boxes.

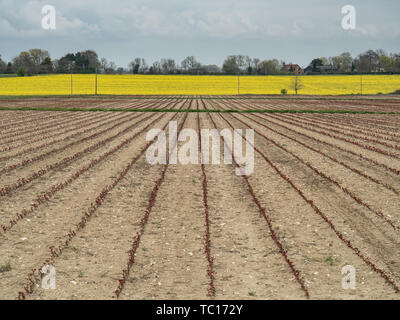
[0,0,399,68]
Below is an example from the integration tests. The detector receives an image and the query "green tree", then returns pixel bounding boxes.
[339,52,353,72]
[380,54,396,73]
[222,55,240,74]
[12,49,50,74]
[17,67,25,77]
[0,55,6,73]
[310,58,323,72]
[40,56,53,73]
[259,59,281,74]
[13,51,34,74]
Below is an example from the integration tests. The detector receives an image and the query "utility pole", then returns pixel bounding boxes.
[95,68,98,96]
[360,74,363,95]
[238,73,240,96]
[69,61,75,96]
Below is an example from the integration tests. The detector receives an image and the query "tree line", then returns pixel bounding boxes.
[1,48,400,76]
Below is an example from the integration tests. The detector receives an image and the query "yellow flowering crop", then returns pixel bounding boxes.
[0,74,399,95]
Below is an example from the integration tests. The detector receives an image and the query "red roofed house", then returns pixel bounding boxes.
[281,64,303,75]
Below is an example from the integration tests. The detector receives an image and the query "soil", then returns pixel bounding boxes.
[0,97,399,300]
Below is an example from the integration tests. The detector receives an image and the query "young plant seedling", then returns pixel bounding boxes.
[0,262,11,273]
[325,256,337,266]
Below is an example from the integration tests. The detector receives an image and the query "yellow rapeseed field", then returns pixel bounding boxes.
[0,74,399,95]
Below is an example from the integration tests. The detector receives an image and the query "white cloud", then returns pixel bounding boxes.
[0,0,399,66]
[1,0,398,40]
[0,0,100,38]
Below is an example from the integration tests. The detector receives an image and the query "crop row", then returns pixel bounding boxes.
[223,110,400,232]
[327,113,400,129]
[240,98,400,132]
[1,97,169,139]
[0,112,50,132]
[270,114,400,175]
[249,113,399,195]
[0,99,183,176]
[0,113,150,198]
[208,101,400,295]
[0,97,172,144]
[219,98,400,176]
[269,113,400,160]
[104,97,162,110]
[0,112,87,143]
[17,110,176,299]
[202,99,310,298]
[0,111,167,234]
[196,100,215,297]
[0,113,138,175]
[117,97,170,110]
[0,98,187,196]
[231,97,400,115]
[114,99,193,297]
[114,111,189,298]
[0,112,120,155]
[95,97,172,110]
[250,112,400,176]
[232,98,400,138]
[214,99,400,196]
[300,114,400,142]
[0,111,68,133]
[282,113,400,153]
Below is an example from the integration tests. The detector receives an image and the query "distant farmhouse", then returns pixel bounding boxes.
[304,64,340,74]
[281,64,303,75]
[303,65,313,74]
[282,63,342,75]
[319,65,339,73]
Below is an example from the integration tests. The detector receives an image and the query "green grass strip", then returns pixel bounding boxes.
[0,106,399,115]
[0,94,399,102]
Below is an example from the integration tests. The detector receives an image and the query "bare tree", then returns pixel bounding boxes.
[129,58,148,74]
[98,58,117,74]
[160,58,176,74]
[252,58,260,75]
[290,76,304,95]
[245,56,252,74]
[107,61,117,74]
[138,59,148,73]
[237,55,246,74]
[99,58,108,74]
[181,56,201,74]
[150,61,162,74]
